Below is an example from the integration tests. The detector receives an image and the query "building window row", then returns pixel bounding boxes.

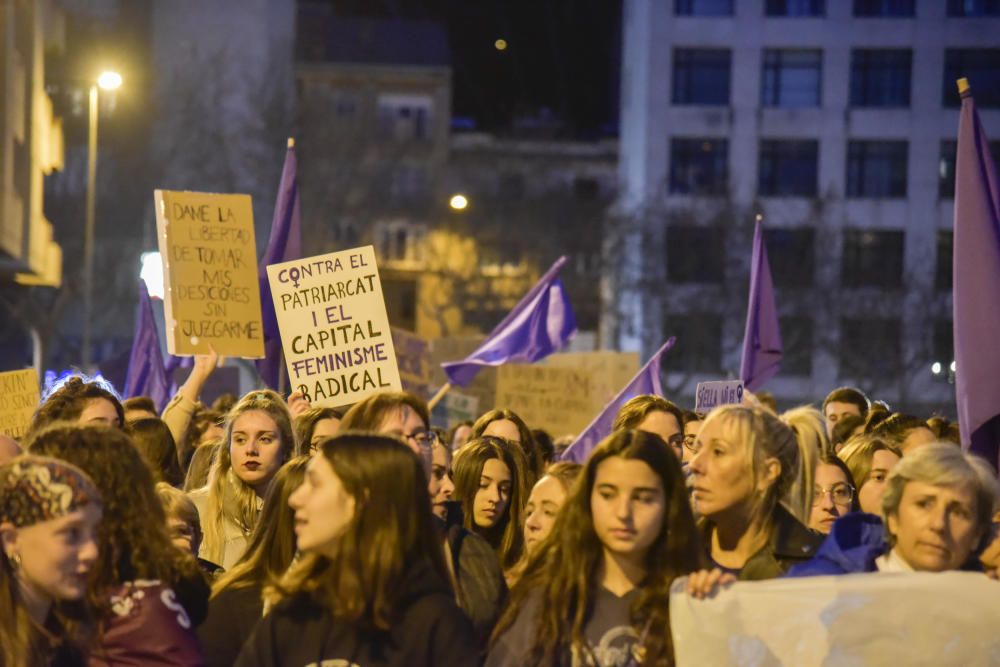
[677,0,1000,17]
[664,225,954,290]
[672,48,1000,108]
[670,137,1000,200]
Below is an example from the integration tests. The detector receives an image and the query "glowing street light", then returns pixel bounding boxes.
[449,194,469,211]
[97,70,123,90]
[495,39,508,51]
[82,70,122,370]
[931,362,942,375]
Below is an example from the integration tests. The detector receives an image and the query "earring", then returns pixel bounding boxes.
[8,552,22,571]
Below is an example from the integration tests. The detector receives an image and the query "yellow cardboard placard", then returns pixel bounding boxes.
[266,246,401,408]
[0,369,40,439]
[154,190,264,358]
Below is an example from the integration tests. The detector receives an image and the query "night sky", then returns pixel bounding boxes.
[311,0,622,138]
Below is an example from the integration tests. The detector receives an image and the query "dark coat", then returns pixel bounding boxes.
[234,559,478,667]
[702,504,825,580]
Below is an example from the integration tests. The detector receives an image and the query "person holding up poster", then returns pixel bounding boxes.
[686,405,822,581]
[787,442,999,576]
[487,430,703,667]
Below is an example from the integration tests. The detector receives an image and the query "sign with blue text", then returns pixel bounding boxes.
[266,246,401,408]
[695,380,744,413]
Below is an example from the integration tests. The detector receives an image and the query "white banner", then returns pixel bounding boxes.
[670,572,1000,666]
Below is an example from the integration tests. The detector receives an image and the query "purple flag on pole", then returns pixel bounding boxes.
[256,140,302,390]
[953,80,1000,470]
[442,256,577,387]
[560,337,676,464]
[739,218,782,392]
[124,280,171,411]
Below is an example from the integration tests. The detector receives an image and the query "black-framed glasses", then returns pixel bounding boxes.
[403,429,438,450]
[813,482,854,505]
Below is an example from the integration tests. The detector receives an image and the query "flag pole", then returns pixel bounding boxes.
[427,382,452,410]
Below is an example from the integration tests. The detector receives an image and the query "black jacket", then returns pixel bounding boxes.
[197,585,263,667]
[234,560,478,667]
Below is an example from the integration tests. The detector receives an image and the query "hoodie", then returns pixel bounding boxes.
[234,559,478,667]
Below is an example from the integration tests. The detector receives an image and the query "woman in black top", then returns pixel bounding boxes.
[235,433,478,667]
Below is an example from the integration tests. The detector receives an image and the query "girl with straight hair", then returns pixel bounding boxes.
[28,425,208,666]
[235,433,477,666]
[1,455,102,666]
[472,409,544,486]
[488,430,703,667]
[190,390,296,568]
[452,436,530,571]
[198,456,309,667]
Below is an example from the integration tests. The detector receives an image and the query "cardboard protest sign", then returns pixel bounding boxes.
[544,351,639,405]
[695,380,744,412]
[430,390,480,429]
[391,327,431,400]
[266,246,401,408]
[670,572,1000,666]
[495,363,597,437]
[0,369,39,439]
[155,190,264,357]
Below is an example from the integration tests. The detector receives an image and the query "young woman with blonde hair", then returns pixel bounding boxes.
[190,390,296,568]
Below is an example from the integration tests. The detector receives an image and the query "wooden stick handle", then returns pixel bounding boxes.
[427,382,452,410]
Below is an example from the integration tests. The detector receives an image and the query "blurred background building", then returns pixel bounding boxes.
[604,0,1000,414]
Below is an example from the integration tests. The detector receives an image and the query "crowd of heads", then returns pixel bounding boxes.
[0,370,997,665]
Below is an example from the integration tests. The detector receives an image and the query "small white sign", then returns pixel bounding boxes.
[695,380,744,413]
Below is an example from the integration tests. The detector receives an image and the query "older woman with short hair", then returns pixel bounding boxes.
[788,442,1000,576]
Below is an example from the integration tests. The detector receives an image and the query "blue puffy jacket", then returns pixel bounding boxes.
[785,513,888,577]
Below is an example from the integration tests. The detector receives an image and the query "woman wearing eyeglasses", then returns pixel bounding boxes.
[789,443,999,576]
[808,455,859,534]
[613,395,687,460]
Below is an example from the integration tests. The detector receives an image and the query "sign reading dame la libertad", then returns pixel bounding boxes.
[266,246,401,407]
[155,190,264,358]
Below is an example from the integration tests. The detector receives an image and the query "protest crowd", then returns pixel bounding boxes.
[3,92,1000,667]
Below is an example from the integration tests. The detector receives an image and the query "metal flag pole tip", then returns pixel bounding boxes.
[287,137,295,148]
[957,78,970,95]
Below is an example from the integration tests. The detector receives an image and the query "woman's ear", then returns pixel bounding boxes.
[757,457,781,492]
[1,522,18,559]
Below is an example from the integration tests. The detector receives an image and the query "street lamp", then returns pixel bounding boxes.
[81,70,122,371]
[449,194,469,211]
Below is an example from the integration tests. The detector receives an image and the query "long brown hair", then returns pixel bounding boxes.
[268,433,449,630]
[211,456,309,598]
[26,425,201,612]
[29,375,124,437]
[452,436,529,570]
[472,409,543,485]
[491,430,703,666]
[200,390,296,564]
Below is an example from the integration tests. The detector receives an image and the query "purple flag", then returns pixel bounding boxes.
[442,256,577,386]
[560,337,676,464]
[953,80,1000,470]
[124,280,171,411]
[256,140,302,390]
[739,218,782,392]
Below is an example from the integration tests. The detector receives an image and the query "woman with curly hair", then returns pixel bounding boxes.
[27,424,208,665]
[198,457,309,667]
[235,433,477,666]
[1,455,102,666]
[452,436,530,571]
[487,430,703,666]
[190,390,296,568]
[28,375,124,436]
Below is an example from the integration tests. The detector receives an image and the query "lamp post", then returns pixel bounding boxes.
[81,70,122,371]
